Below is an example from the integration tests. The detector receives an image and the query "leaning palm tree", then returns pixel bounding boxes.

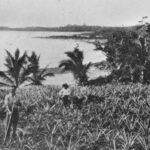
[27,51,54,85]
[0,49,31,90]
[59,47,91,86]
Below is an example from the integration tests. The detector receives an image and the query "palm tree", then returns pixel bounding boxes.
[27,51,54,85]
[0,49,31,90]
[0,49,34,144]
[59,47,91,86]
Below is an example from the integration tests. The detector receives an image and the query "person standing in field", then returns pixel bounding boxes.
[59,83,71,107]
[3,88,21,140]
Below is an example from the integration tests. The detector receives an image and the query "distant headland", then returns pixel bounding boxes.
[0,24,137,32]
[0,24,139,40]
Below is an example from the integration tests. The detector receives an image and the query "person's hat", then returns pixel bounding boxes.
[62,83,69,88]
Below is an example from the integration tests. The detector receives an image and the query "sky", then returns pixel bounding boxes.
[0,0,150,27]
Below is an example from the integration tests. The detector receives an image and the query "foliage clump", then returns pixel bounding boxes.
[95,24,150,84]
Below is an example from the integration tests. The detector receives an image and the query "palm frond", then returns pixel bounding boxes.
[59,60,74,69]
[42,72,54,78]
[25,76,36,82]
[85,62,92,70]
[38,65,49,77]
[75,48,84,61]
[15,48,20,60]
[0,82,12,87]
[0,71,14,84]
[19,66,32,84]
[65,51,79,64]
[27,76,43,85]
[18,51,27,68]
[37,76,46,81]
[59,60,76,73]
[5,49,15,69]
[5,49,15,62]
[28,51,40,64]
[65,48,83,64]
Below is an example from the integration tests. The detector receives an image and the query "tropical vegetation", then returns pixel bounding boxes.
[59,47,91,86]
[95,24,150,84]
[27,51,54,85]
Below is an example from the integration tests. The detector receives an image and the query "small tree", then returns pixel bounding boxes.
[27,51,54,85]
[59,47,91,86]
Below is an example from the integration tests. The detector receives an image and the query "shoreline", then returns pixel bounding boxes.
[33,32,104,40]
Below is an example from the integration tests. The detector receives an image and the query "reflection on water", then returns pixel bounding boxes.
[0,31,107,85]
[44,73,75,85]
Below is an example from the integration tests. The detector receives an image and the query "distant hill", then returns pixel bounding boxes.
[0,25,100,32]
[0,24,138,32]
[0,24,144,40]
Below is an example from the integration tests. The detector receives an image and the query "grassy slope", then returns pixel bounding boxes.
[0,83,150,150]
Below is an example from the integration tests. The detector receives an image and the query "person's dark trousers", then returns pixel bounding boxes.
[62,96,70,107]
[6,107,19,138]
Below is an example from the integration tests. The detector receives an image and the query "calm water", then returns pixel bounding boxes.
[0,31,106,85]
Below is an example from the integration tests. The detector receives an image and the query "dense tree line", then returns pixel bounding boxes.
[95,24,150,84]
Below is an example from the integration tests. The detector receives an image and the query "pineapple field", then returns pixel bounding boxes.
[0,83,150,150]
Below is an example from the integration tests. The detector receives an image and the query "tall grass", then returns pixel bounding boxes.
[0,83,150,150]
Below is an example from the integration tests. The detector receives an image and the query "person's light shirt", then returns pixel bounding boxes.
[59,88,71,97]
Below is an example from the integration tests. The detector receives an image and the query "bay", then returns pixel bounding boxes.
[0,31,107,85]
